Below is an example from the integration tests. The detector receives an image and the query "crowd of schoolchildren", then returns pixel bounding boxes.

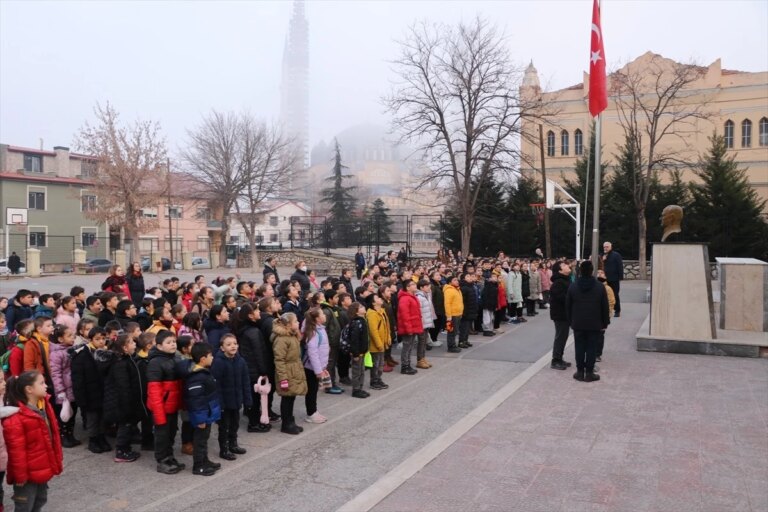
[0,251,580,511]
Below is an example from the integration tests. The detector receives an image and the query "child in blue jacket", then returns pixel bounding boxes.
[211,334,251,461]
[184,343,221,476]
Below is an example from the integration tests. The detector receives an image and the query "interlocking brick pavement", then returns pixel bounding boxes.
[373,303,768,512]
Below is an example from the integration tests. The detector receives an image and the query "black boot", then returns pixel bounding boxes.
[88,436,105,454]
[229,440,246,455]
[573,369,585,382]
[98,434,112,452]
[204,458,222,470]
[584,372,601,382]
[550,359,568,370]
[281,419,302,435]
[219,440,236,460]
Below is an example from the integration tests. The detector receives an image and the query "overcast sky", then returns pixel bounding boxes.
[1,0,766,157]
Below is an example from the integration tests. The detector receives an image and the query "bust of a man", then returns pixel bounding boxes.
[660,205,684,242]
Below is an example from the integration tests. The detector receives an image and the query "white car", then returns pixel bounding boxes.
[191,257,210,269]
[0,258,26,275]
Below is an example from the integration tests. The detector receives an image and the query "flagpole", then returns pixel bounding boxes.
[590,113,602,267]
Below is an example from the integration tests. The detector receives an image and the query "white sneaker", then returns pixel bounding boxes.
[305,412,327,424]
[427,340,443,347]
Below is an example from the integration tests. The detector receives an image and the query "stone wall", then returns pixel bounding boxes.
[239,249,354,275]
[622,260,719,280]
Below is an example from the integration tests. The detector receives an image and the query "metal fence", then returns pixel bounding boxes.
[1,234,213,272]
[289,214,443,259]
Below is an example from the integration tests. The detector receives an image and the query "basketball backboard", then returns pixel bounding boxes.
[6,207,27,225]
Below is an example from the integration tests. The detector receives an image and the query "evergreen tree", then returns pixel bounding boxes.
[602,135,643,258]
[319,140,357,246]
[505,175,542,257]
[368,198,394,245]
[687,134,768,259]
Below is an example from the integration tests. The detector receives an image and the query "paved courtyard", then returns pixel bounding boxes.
[1,275,765,512]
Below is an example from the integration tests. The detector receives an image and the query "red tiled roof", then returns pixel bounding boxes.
[0,171,93,186]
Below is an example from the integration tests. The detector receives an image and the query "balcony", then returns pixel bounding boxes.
[207,220,223,230]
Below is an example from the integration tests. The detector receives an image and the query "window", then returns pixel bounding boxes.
[28,189,45,210]
[724,120,734,148]
[546,131,555,157]
[142,208,158,218]
[195,207,211,221]
[82,232,97,247]
[741,119,752,148]
[228,235,240,244]
[269,233,279,243]
[29,231,46,247]
[166,206,182,219]
[81,194,96,212]
[255,235,264,244]
[80,160,97,178]
[574,129,583,156]
[23,154,42,173]
[139,238,158,251]
[561,130,569,156]
[759,117,768,147]
[269,216,279,227]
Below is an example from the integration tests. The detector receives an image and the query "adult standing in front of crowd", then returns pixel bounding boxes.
[126,262,146,308]
[566,261,609,383]
[602,241,623,317]
[291,261,310,293]
[263,257,280,284]
[548,261,573,371]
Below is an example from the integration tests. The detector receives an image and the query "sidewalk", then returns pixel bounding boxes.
[372,303,768,512]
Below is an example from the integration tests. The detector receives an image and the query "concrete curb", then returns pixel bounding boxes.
[336,334,574,512]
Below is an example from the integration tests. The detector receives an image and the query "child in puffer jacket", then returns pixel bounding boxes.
[48,325,80,449]
[414,280,435,370]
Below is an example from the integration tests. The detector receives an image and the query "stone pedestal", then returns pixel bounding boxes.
[211,251,220,269]
[73,248,86,265]
[151,253,161,273]
[114,250,127,271]
[182,251,193,270]
[27,248,41,277]
[650,243,716,340]
[717,257,768,332]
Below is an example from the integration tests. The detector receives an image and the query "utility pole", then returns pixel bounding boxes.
[538,125,552,258]
[167,158,174,266]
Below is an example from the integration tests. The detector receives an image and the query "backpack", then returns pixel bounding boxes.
[339,323,352,354]
[0,340,24,374]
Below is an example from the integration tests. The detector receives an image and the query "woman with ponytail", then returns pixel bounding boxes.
[1,370,63,511]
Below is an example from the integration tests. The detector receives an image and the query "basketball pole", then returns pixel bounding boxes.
[538,124,552,258]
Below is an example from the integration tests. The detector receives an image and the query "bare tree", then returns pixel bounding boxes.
[233,119,298,271]
[75,102,168,256]
[383,18,550,255]
[612,54,710,278]
[182,111,249,266]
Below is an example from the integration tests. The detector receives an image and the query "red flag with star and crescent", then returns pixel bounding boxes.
[589,0,607,117]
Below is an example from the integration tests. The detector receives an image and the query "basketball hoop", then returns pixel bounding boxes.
[530,203,546,226]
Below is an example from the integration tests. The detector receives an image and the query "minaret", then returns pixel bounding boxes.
[280,0,309,183]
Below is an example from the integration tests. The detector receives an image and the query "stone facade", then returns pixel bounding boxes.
[239,249,354,276]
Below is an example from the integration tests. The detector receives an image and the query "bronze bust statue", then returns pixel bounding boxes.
[661,205,684,242]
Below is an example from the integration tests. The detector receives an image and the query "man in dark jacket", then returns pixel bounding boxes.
[459,273,478,349]
[602,241,623,317]
[548,261,574,370]
[354,250,366,279]
[263,257,280,283]
[7,251,21,274]
[566,260,609,383]
[291,261,310,293]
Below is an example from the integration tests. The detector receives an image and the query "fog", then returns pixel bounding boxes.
[1,0,766,153]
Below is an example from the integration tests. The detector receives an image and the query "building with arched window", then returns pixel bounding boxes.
[520,52,768,212]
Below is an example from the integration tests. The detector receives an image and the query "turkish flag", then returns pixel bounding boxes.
[589,0,607,117]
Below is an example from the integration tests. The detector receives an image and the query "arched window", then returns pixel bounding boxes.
[574,129,584,156]
[547,130,555,157]
[759,117,768,147]
[561,130,569,156]
[723,120,734,148]
[741,119,752,148]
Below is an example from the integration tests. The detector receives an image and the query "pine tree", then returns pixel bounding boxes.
[602,134,643,258]
[320,139,357,247]
[368,198,394,245]
[505,175,542,257]
[687,134,768,259]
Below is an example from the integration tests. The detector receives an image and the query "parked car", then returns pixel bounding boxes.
[191,257,210,269]
[63,258,114,274]
[141,256,172,271]
[0,258,27,275]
